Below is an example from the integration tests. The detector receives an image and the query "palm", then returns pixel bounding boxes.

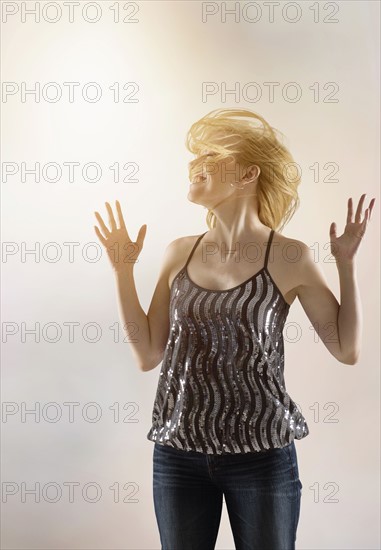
[330,194,375,263]
[93,200,147,272]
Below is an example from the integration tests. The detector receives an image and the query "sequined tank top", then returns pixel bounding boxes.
[147,229,309,454]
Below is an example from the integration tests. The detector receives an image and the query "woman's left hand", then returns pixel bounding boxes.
[329,193,376,264]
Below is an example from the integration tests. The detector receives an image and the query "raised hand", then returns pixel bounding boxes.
[94,200,147,273]
[329,193,375,264]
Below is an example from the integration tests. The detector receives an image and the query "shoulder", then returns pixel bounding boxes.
[270,231,326,295]
[272,231,312,266]
[165,233,204,254]
[161,233,204,275]
[274,232,328,291]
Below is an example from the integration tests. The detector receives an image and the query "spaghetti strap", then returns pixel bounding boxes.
[184,232,208,269]
[264,229,274,270]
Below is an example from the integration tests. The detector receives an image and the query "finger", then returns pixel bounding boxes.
[329,221,337,240]
[368,198,375,221]
[136,224,147,247]
[355,193,366,224]
[105,202,117,231]
[126,225,146,262]
[346,197,353,225]
[94,225,107,246]
[94,212,110,237]
[116,200,127,232]
[360,208,369,236]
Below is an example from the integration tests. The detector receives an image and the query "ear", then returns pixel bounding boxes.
[244,164,261,183]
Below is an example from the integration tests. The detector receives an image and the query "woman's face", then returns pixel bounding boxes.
[187,149,243,208]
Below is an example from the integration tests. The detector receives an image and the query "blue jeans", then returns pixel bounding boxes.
[153,441,302,550]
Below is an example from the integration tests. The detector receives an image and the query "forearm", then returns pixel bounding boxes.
[113,266,152,371]
[337,261,362,364]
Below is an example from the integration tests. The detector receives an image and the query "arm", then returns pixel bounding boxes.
[296,246,361,365]
[296,193,375,365]
[113,266,153,372]
[114,239,179,372]
[336,261,362,364]
[94,200,177,372]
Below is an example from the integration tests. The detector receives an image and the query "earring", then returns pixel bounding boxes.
[230,181,245,190]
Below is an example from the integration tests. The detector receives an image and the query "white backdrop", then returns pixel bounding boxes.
[1,1,380,549]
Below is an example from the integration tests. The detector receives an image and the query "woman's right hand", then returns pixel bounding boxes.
[94,200,147,273]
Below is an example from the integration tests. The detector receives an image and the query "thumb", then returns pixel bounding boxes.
[329,222,337,240]
[137,224,147,245]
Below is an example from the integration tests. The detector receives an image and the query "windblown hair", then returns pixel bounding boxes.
[185,108,301,233]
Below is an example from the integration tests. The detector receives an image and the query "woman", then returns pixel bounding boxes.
[93,109,375,550]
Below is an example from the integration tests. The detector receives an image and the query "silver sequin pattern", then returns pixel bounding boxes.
[146,230,309,455]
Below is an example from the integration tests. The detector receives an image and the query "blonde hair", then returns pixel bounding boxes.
[185,108,301,233]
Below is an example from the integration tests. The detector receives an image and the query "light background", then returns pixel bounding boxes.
[1,1,380,549]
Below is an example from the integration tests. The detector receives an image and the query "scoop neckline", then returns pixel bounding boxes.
[183,264,291,308]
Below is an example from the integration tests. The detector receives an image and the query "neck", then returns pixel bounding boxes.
[206,194,268,249]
